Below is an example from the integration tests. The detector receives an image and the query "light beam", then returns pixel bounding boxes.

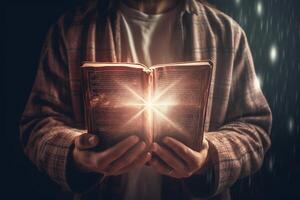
[118,80,184,133]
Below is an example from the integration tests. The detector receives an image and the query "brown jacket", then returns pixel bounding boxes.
[20,0,272,199]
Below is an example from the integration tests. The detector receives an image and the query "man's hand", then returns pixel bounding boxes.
[72,133,151,176]
[149,136,210,178]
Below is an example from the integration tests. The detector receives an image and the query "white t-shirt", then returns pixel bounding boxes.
[120,2,183,67]
[119,3,183,200]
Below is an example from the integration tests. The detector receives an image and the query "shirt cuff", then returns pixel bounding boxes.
[204,131,239,196]
[40,127,100,192]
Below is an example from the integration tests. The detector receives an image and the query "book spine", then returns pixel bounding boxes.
[81,69,92,134]
[143,70,154,146]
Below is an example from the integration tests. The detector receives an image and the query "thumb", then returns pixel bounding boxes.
[75,133,99,150]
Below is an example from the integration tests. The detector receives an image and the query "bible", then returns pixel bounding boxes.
[81,61,212,151]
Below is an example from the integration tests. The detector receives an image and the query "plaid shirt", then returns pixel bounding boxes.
[20,0,272,199]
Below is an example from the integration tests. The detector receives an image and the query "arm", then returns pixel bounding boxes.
[19,22,84,191]
[150,29,272,197]
[184,29,272,197]
[20,21,151,193]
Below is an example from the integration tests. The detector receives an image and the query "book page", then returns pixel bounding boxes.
[152,64,212,150]
[82,66,145,149]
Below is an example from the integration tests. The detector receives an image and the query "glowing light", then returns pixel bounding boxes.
[270,44,278,64]
[256,1,263,16]
[268,155,275,172]
[145,100,153,108]
[152,106,184,133]
[288,118,294,132]
[235,0,241,6]
[254,74,263,90]
[120,80,183,133]
[152,78,182,102]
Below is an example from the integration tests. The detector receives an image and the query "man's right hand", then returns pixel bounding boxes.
[72,133,151,176]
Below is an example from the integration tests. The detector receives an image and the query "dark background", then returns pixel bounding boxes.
[3,0,300,199]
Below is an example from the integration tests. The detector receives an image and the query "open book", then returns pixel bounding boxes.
[81,61,212,151]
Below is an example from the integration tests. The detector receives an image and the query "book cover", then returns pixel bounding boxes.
[81,61,212,151]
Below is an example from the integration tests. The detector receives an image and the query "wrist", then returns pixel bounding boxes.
[66,144,102,192]
[72,147,91,173]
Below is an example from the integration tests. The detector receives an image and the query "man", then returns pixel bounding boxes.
[20,0,272,199]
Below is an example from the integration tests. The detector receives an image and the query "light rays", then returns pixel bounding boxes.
[151,106,185,133]
[117,79,184,133]
[152,78,182,102]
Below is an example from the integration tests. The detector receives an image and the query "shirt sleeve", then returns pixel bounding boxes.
[184,29,272,197]
[19,21,100,192]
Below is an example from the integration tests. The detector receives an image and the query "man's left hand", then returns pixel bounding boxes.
[149,136,210,178]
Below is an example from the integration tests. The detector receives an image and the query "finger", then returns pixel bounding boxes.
[149,158,178,178]
[75,133,99,150]
[151,143,186,172]
[97,135,140,167]
[115,152,152,175]
[201,138,210,152]
[162,137,197,167]
[108,141,147,173]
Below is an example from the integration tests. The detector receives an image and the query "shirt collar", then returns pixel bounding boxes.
[116,0,202,16]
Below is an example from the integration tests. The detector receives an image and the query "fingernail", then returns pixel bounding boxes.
[147,152,152,160]
[151,143,157,151]
[140,142,146,148]
[163,137,169,143]
[89,136,97,144]
[130,135,139,143]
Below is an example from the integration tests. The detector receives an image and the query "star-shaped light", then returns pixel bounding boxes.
[119,79,185,133]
